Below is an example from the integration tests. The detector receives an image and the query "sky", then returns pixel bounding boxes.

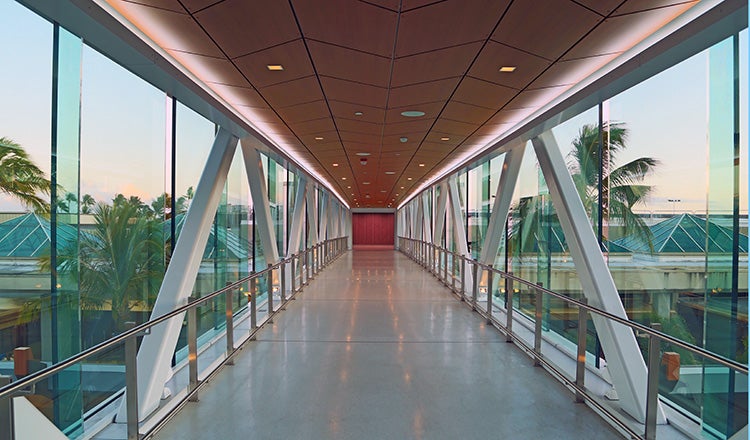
[0,0,747,217]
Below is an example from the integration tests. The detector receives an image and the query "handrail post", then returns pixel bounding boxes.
[645,326,661,440]
[0,376,13,440]
[187,295,199,402]
[471,260,478,311]
[451,251,457,293]
[225,282,235,366]
[486,268,494,323]
[442,248,448,285]
[459,255,465,301]
[280,258,287,305]
[123,322,139,440]
[506,274,513,343]
[250,275,257,331]
[290,254,297,296]
[534,284,543,366]
[575,298,588,402]
[306,248,312,281]
[267,263,274,322]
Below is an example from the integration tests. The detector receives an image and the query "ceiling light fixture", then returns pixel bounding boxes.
[499,66,517,72]
[342,177,347,180]
[440,137,450,141]
[407,177,412,180]
[314,136,324,140]
[354,111,363,116]
[400,110,425,117]
[399,137,408,143]
[363,182,370,185]
[332,163,339,167]
[419,163,425,167]
[266,64,284,71]
[385,171,395,175]
[355,152,370,157]
[347,186,351,189]
[380,190,386,193]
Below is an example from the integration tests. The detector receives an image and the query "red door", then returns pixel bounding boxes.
[352,213,394,245]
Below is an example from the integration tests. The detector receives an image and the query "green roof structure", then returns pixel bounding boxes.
[0,213,77,257]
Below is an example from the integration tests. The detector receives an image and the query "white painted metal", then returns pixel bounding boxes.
[286,176,307,257]
[242,141,280,265]
[433,182,448,245]
[415,196,425,240]
[117,128,237,421]
[478,147,524,266]
[531,131,664,424]
[318,191,328,240]
[447,176,470,257]
[421,191,432,242]
[306,182,319,245]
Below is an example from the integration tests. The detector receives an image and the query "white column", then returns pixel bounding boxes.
[242,141,279,265]
[479,147,524,266]
[117,128,238,421]
[447,175,470,257]
[318,191,328,241]
[306,182,319,245]
[415,196,425,240]
[433,182,448,244]
[531,130,664,424]
[286,176,307,257]
[421,192,433,242]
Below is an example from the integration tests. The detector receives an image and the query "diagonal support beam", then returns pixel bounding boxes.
[117,128,238,421]
[415,195,425,240]
[306,182,319,245]
[421,191,432,242]
[242,142,279,265]
[479,147,524,266]
[286,176,307,257]
[433,182,448,244]
[447,175,470,257]
[531,130,664,424]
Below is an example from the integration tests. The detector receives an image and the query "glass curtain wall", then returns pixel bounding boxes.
[400,27,747,440]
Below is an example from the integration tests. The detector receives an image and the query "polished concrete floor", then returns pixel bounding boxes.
[155,249,619,439]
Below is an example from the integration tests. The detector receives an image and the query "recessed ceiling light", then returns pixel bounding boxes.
[363,182,370,185]
[266,64,284,71]
[354,111,363,116]
[356,152,371,157]
[440,137,450,141]
[380,190,386,193]
[400,186,404,189]
[332,163,339,167]
[407,177,412,180]
[395,194,399,196]
[399,137,408,143]
[314,136,324,140]
[419,163,425,167]
[499,66,517,72]
[400,110,425,117]
[342,177,347,180]
[385,171,395,175]
[347,186,351,188]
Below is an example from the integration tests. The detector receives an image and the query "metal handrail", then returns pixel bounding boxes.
[0,237,348,401]
[398,236,748,375]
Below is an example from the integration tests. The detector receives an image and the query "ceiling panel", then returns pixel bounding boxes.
[527,54,612,89]
[308,40,392,87]
[395,0,508,57]
[339,132,382,145]
[573,0,623,15]
[612,0,698,15]
[293,0,398,57]
[492,0,602,61]
[432,118,480,136]
[382,119,435,136]
[209,83,267,108]
[319,77,388,108]
[293,119,337,136]
[387,77,461,108]
[329,101,385,124]
[115,0,185,13]
[194,0,299,59]
[276,100,329,124]
[391,42,482,87]
[177,0,216,13]
[111,2,222,57]
[167,50,247,87]
[385,101,445,123]
[233,39,314,88]
[468,41,551,89]
[259,75,323,108]
[452,77,516,110]
[504,86,568,110]
[335,119,383,135]
[562,4,697,60]
[441,101,497,125]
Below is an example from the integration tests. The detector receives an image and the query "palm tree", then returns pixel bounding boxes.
[568,122,657,248]
[0,137,51,213]
[511,122,658,253]
[48,201,164,334]
[81,194,96,214]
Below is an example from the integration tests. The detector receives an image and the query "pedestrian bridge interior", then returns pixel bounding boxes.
[0,0,747,439]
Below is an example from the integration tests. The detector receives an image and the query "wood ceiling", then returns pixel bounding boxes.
[107,0,698,208]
